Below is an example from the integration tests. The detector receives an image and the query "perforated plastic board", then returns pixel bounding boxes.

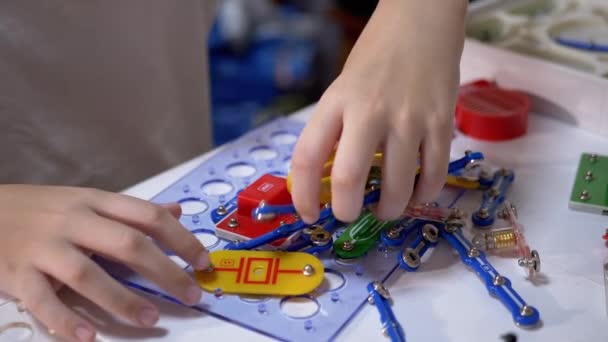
[100,118,465,341]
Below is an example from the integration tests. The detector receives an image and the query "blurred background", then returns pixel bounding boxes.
[208,0,483,145]
[208,0,379,145]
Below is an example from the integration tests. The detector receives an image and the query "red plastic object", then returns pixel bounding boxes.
[455,80,530,141]
[237,174,292,217]
[216,211,297,247]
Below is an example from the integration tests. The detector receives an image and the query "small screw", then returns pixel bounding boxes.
[387,227,401,239]
[589,153,598,163]
[228,218,239,228]
[477,208,490,219]
[585,170,593,181]
[579,190,591,201]
[279,220,286,226]
[489,187,500,197]
[520,305,534,317]
[518,250,541,272]
[450,207,463,220]
[493,275,505,286]
[372,281,391,299]
[302,264,315,276]
[342,240,355,251]
[422,224,439,243]
[217,205,227,216]
[468,248,480,258]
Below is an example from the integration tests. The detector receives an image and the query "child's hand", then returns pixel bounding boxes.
[291,0,467,223]
[0,185,209,342]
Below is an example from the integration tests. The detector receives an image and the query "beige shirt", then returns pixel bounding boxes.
[0,1,216,191]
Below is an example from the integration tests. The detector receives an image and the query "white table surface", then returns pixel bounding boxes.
[1,104,608,342]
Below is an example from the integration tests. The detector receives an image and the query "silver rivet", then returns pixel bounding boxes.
[342,240,354,251]
[579,190,590,201]
[518,250,541,272]
[489,187,500,197]
[585,171,593,181]
[387,228,401,239]
[302,264,315,276]
[468,248,480,258]
[279,221,286,226]
[520,305,534,317]
[311,231,331,246]
[422,224,439,243]
[477,208,490,219]
[367,296,375,305]
[228,218,239,228]
[217,205,227,216]
[493,275,505,286]
[372,281,391,299]
[402,248,421,268]
[450,207,463,220]
[589,154,598,163]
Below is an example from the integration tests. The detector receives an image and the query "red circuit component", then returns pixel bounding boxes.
[455,79,530,141]
[237,174,292,217]
[216,174,297,248]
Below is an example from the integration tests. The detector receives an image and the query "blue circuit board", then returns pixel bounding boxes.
[99,118,467,341]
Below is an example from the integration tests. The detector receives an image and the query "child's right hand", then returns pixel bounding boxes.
[0,185,209,342]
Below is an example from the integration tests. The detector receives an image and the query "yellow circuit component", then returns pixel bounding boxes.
[195,250,325,296]
[286,152,480,204]
[286,152,384,203]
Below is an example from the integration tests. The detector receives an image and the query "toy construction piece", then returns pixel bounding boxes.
[446,151,494,190]
[286,151,486,204]
[381,218,424,247]
[440,220,541,328]
[215,174,299,248]
[286,152,383,204]
[367,281,406,342]
[473,202,540,277]
[398,222,441,272]
[286,218,337,254]
[333,211,396,259]
[455,80,530,141]
[569,153,608,216]
[195,250,324,296]
[472,168,515,227]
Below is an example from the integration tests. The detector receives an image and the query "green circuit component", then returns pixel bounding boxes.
[569,153,608,216]
[334,211,395,259]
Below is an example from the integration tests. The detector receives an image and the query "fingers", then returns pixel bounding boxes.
[89,191,208,270]
[330,110,383,222]
[18,269,96,342]
[35,244,163,329]
[161,202,182,219]
[68,214,202,306]
[291,94,343,223]
[411,125,451,204]
[375,131,421,220]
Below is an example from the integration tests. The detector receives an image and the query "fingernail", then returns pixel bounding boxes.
[139,307,159,327]
[75,324,95,342]
[186,285,202,305]
[194,251,209,270]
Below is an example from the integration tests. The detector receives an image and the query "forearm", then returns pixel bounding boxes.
[347,0,468,69]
